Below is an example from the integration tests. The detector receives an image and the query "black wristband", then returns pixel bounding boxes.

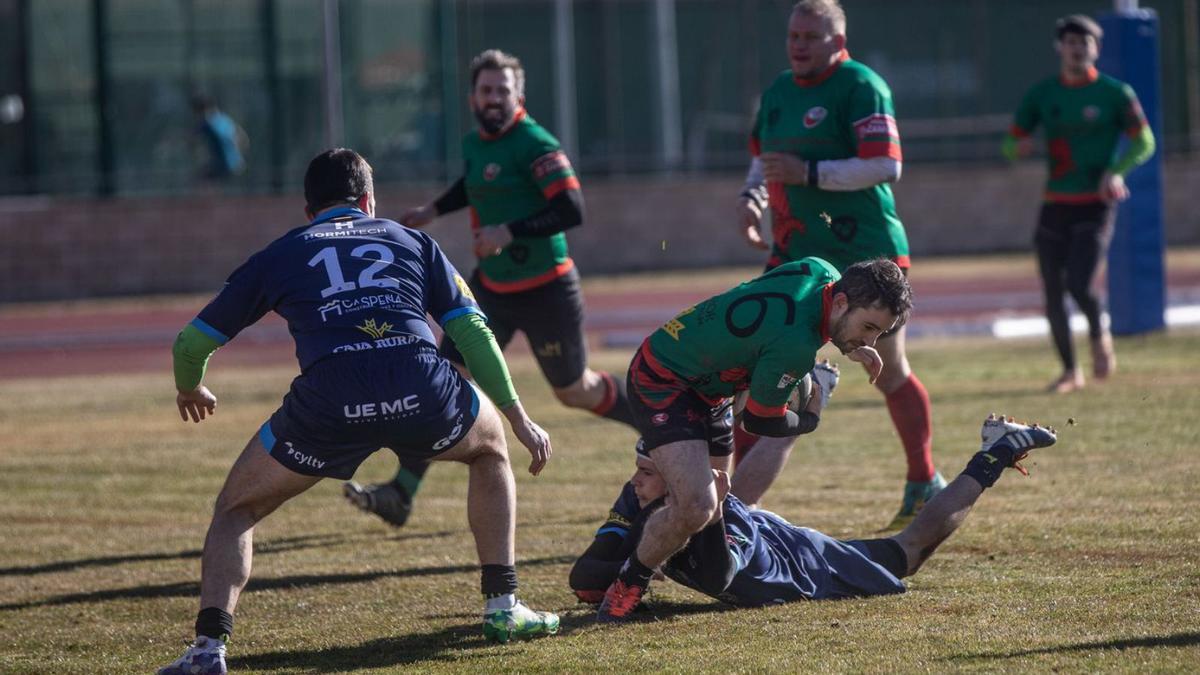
[807,160,819,188]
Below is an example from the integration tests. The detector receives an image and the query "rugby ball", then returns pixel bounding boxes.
[786,372,814,413]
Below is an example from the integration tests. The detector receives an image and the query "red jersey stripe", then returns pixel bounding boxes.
[542,176,581,199]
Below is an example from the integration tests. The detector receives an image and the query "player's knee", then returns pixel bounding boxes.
[471,411,510,459]
[1065,278,1094,303]
[874,367,910,395]
[552,378,592,409]
[212,490,268,527]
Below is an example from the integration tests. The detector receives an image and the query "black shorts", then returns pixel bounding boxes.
[626,341,734,457]
[1034,202,1114,250]
[261,347,479,480]
[440,268,587,388]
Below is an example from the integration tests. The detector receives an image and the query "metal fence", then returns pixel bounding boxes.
[1,0,1197,197]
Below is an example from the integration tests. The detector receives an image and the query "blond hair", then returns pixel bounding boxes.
[792,0,847,36]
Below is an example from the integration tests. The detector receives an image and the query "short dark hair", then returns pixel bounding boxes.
[1056,14,1102,41]
[830,258,912,328]
[303,148,373,213]
[469,49,525,95]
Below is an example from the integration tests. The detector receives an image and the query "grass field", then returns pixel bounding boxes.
[2,329,1199,673]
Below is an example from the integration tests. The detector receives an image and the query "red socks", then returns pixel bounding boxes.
[885,373,935,482]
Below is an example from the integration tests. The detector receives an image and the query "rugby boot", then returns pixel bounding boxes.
[157,635,227,675]
[978,413,1057,473]
[883,471,948,531]
[483,601,560,643]
[342,480,412,528]
[596,579,646,623]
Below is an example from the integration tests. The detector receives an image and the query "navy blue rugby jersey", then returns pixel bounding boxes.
[190,206,483,371]
[668,494,904,606]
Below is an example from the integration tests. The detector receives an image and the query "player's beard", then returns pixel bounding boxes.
[474,102,515,135]
[827,313,858,354]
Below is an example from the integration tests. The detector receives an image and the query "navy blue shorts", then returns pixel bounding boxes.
[258,347,479,479]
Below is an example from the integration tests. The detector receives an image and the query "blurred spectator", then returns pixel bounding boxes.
[191,94,247,180]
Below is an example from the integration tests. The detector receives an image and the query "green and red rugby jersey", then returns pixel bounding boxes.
[643,257,838,418]
[462,108,581,293]
[1011,67,1148,205]
[750,50,909,272]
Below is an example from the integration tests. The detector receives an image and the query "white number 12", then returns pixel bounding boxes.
[308,244,400,298]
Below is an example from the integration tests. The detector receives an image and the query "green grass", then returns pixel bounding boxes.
[2,331,1199,673]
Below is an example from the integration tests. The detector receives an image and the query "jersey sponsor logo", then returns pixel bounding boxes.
[303,226,388,241]
[776,373,797,389]
[829,215,858,242]
[483,162,502,181]
[355,318,395,338]
[803,106,828,129]
[454,274,476,301]
[853,113,898,142]
[661,306,696,340]
[535,341,562,358]
[507,243,530,264]
[1082,105,1100,121]
[344,395,421,421]
[332,334,423,354]
[432,412,466,451]
[282,441,326,469]
[531,150,571,179]
[318,293,409,322]
[605,511,632,528]
[651,412,669,426]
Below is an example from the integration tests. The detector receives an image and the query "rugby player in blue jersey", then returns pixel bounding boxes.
[158,149,559,675]
[572,414,1056,614]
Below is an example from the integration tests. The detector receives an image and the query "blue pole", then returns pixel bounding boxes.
[1097,10,1166,335]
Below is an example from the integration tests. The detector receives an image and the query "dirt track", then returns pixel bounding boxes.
[3,256,1198,380]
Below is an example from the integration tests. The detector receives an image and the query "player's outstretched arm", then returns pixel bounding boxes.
[499,402,552,476]
[737,157,769,250]
[400,177,469,228]
[443,313,552,474]
[172,322,223,423]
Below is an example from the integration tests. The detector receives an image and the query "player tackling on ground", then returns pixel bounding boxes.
[158,149,558,675]
[737,0,942,528]
[573,414,1056,612]
[593,257,908,621]
[344,49,636,529]
[1002,14,1155,393]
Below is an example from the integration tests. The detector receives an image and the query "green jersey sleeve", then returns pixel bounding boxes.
[1012,83,1042,137]
[1117,83,1149,136]
[524,127,580,199]
[847,77,901,160]
[749,91,767,156]
[745,346,807,417]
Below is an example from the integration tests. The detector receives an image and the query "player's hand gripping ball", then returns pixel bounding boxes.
[786,372,815,414]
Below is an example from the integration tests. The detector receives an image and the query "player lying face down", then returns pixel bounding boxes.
[572,415,1058,611]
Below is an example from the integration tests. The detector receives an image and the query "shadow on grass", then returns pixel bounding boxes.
[227,599,728,671]
[0,554,575,612]
[946,632,1200,661]
[0,530,458,578]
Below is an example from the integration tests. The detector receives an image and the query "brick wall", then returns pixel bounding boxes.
[2,158,1198,302]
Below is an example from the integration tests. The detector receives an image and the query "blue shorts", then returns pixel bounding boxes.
[259,347,479,479]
